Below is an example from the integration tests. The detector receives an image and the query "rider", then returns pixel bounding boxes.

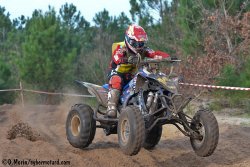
[107,24,170,118]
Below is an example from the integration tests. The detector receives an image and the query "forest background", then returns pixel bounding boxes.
[0,0,249,111]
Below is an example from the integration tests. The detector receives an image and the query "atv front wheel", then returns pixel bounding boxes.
[118,106,145,155]
[66,104,96,148]
[190,109,219,157]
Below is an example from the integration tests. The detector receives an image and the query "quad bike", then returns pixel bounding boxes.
[66,56,219,156]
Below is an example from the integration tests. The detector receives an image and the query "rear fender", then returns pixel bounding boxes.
[76,81,108,107]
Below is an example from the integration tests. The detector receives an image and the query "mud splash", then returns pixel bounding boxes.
[7,122,40,141]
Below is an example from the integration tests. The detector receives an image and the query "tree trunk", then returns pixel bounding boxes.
[221,0,233,53]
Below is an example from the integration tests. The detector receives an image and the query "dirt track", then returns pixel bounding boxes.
[0,104,250,167]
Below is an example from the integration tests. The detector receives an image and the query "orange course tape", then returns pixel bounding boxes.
[179,83,250,91]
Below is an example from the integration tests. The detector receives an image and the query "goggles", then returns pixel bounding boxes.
[126,35,145,48]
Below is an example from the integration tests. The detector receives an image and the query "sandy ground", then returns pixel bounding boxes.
[0,103,250,167]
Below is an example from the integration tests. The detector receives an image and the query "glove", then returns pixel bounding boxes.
[127,56,139,64]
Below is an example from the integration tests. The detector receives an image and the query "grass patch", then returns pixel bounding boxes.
[208,96,250,117]
[208,101,223,112]
[240,122,250,127]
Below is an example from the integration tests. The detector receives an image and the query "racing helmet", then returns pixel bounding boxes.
[125,24,148,54]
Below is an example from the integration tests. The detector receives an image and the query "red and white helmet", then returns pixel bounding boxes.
[125,24,148,54]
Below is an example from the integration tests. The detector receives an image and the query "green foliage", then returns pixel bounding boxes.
[93,9,114,30]
[0,6,12,36]
[223,0,249,15]
[218,59,250,93]
[59,3,90,30]
[215,59,250,112]
[0,6,13,56]
[0,6,17,104]
[177,0,204,56]
[218,65,238,87]
[129,0,162,27]
[148,0,179,54]
[208,101,223,112]
[0,1,249,105]
[0,57,16,104]
[209,98,250,116]
[20,7,76,92]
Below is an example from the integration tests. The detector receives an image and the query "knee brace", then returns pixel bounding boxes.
[109,75,122,90]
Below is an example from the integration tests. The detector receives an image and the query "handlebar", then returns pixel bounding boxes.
[140,58,181,65]
[134,53,181,67]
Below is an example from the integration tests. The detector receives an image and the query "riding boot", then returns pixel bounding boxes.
[107,89,120,118]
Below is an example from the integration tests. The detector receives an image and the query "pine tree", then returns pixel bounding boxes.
[19,7,77,103]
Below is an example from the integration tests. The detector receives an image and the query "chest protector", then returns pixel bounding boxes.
[112,42,137,74]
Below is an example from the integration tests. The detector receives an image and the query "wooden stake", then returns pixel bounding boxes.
[20,81,24,107]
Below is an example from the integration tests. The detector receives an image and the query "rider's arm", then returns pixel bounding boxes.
[144,48,170,59]
[112,45,127,64]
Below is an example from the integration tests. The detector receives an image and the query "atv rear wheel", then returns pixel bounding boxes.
[118,106,145,155]
[190,109,219,157]
[66,104,96,148]
[143,125,162,150]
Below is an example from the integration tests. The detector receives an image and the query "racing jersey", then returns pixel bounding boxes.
[109,41,170,74]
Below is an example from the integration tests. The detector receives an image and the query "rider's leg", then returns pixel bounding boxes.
[107,75,122,118]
